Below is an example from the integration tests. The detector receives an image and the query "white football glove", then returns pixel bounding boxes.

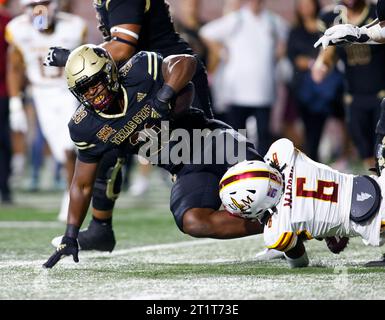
[314,24,363,49]
[9,96,28,133]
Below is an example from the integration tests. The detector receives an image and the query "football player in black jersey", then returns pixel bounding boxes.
[44,0,214,252]
[311,0,385,171]
[314,0,385,267]
[43,44,263,268]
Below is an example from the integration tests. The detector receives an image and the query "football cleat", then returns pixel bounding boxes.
[255,248,285,261]
[51,219,116,252]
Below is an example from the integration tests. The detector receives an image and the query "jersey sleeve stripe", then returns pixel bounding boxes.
[74,141,89,146]
[76,144,96,150]
[296,230,313,240]
[152,52,158,80]
[279,233,296,252]
[267,232,293,251]
[146,52,153,76]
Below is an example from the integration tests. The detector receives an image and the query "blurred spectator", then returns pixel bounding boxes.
[0,0,12,204]
[200,0,288,156]
[174,0,208,66]
[199,0,242,122]
[287,0,344,161]
[312,0,385,170]
[6,0,87,220]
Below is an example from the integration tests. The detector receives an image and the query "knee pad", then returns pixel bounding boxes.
[92,156,124,211]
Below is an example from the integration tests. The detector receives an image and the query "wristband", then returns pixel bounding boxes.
[156,84,176,103]
[64,224,80,239]
[10,96,23,112]
[365,24,385,41]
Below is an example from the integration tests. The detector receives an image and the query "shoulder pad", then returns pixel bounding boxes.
[264,138,295,170]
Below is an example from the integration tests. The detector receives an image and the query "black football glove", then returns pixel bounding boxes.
[147,97,171,119]
[43,236,79,269]
[43,47,71,67]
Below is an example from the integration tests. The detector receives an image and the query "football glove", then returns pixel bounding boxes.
[147,96,171,119]
[325,236,349,254]
[314,24,368,49]
[43,47,71,67]
[43,236,79,269]
[9,96,28,133]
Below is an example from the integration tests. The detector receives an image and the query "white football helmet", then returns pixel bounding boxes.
[21,0,58,31]
[219,160,284,221]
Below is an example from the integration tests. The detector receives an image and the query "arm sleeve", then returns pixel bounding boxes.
[108,0,145,26]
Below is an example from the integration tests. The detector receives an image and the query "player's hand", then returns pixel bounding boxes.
[325,236,349,254]
[43,47,71,67]
[147,97,171,119]
[43,236,79,269]
[314,24,362,49]
[9,96,28,133]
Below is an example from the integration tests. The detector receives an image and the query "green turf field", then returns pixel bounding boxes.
[2,177,385,300]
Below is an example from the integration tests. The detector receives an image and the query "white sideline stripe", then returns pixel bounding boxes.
[0,238,240,269]
[0,221,63,228]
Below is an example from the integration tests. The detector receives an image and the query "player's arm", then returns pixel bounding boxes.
[162,54,197,94]
[146,54,197,118]
[101,23,140,63]
[6,43,28,133]
[315,0,385,49]
[67,159,99,228]
[43,159,99,269]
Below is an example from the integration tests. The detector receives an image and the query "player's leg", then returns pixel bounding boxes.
[347,95,378,170]
[374,98,385,175]
[363,98,385,266]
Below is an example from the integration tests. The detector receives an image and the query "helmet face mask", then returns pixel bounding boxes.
[219,160,284,222]
[65,45,119,113]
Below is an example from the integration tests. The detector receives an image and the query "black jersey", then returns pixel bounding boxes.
[69,51,211,173]
[319,4,385,95]
[93,0,193,58]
